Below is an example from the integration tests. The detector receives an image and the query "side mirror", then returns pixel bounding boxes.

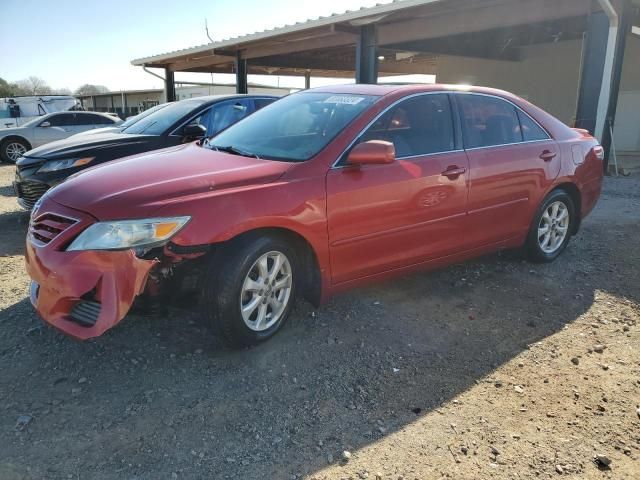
[181,123,207,139]
[40,121,51,128]
[233,103,247,112]
[347,140,396,166]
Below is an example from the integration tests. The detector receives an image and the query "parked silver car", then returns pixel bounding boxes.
[0,111,122,162]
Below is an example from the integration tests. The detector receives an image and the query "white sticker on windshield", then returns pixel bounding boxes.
[323,95,366,105]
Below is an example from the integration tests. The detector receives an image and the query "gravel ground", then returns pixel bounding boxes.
[0,163,638,480]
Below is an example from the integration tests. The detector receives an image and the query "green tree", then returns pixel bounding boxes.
[0,77,15,96]
[74,84,109,96]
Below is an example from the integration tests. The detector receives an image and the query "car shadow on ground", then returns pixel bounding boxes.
[2,233,637,480]
[0,184,16,197]
[0,209,28,256]
[1,179,639,479]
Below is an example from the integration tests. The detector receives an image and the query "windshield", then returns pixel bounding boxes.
[120,103,170,128]
[208,92,378,162]
[123,99,207,135]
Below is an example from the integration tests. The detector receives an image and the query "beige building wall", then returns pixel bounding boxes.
[614,34,640,162]
[435,39,584,125]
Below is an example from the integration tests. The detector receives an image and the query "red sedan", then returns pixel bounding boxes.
[25,84,604,347]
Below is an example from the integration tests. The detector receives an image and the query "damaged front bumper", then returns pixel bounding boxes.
[24,199,157,340]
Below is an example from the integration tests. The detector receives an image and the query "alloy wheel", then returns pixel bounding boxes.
[538,200,570,254]
[240,251,293,331]
[5,142,27,162]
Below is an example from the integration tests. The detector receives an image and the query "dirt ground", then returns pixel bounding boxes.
[0,162,638,480]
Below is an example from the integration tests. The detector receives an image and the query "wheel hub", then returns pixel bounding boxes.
[240,251,292,331]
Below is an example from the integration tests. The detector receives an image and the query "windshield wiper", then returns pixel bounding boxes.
[212,145,260,159]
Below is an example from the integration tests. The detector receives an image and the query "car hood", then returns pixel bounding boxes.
[72,126,123,137]
[48,142,293,220]
[17,132,157,164]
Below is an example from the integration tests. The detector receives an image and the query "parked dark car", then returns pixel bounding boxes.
[13,95,277,209]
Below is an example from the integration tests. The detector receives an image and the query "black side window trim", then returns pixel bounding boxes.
[454,92,552,150]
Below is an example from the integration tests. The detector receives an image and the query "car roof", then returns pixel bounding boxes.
[44,111,114,118]
[178,94,279,106]
[306,83,521,101]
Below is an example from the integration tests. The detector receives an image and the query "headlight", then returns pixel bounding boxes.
[38,157,94,173]
[66,216,190,251]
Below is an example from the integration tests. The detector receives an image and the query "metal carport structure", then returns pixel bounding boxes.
[132,0,640,166]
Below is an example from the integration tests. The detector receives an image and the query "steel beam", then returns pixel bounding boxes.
[235,52,248,94]
[164,68,176,102]
[355,24,378,84]
[575,11,609,134]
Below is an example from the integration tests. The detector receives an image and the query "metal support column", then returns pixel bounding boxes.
[164,68,176,102]
[600,0,633,168]
[575,11,609,134]
[355,24,378,84]
[304,72,311,90]
[235,52,248,94]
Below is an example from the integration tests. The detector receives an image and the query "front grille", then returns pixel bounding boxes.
[29,213,77,245]
[69,300,101,327]
[16,182,50,210]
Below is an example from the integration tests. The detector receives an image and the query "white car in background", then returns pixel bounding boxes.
[0,111,121,162]
[73,103,171,137]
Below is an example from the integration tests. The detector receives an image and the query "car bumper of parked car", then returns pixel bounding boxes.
[25,198,157,340]
[13,178,51,210]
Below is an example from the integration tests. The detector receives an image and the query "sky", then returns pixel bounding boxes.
[0,0,433,93]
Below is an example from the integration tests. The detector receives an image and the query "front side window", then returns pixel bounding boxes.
[46,113,74,127]
[357,94,455,158]
[208,92,378,162]
[457,94,522,148]
[207,99,252,136]
[123,99,208,135]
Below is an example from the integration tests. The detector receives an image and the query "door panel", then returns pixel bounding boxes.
[456,93,561,247]
[464,141,559,245]
[33,113,73,145]
[326,93,468,284]
[327,152,469,283]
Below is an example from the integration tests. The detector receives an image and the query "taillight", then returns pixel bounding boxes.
[593,145,605,160]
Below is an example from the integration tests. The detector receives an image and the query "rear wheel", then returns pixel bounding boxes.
[524,190,575,263]
[0,138,29,163]
[200,234,298,347]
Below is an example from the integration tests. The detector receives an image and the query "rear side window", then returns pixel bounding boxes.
[74,114,111,125]
[457,94,521,148]
[254,98,275,110]
[358,93,455,157]
[517,110,549,141]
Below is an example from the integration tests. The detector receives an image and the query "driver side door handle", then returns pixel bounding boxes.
[441,166,467,179]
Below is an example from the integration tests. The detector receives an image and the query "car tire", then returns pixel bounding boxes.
[524,189,575,263]
[0,138,29,163]
[200,233,299,347]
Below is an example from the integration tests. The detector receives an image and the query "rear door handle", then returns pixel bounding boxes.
[441,166,467,179]
[539,150,557,162]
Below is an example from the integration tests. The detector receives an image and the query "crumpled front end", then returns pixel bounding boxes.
[24,197,157,340]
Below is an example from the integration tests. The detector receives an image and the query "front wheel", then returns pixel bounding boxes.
[524,190,575,263]
[200,234,298,347]
[1,138,29,163]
